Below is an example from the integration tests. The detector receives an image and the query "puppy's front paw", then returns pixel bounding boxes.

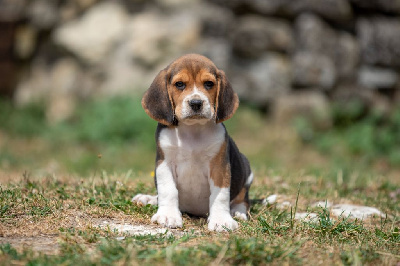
[151,207,182,228]
[131,194,158,205]
[208,213,238,232]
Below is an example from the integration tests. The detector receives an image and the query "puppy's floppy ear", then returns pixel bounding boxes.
[216,70,239,123]
[142,69,176,126]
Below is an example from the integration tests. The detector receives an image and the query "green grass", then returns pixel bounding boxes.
[0,97,157,174]
[0,173,399,265]
[295,101,400,168]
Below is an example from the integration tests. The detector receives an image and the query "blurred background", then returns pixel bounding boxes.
[0,0,400,181]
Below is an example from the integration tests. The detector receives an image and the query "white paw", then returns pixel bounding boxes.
[208,213,239,232]
[131,194,158,205]
[151,207,182,228]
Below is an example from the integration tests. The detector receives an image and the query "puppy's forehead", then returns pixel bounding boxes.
[168,55,218,80]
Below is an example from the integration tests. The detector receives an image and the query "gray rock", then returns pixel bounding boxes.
[206,0,245,10]
[53,2,129,64]
[14,25,37,59]
[245,0,292,16]
[273,90,332,129]
[200,3,234,38]
[295,13,359,80]
[335,32,360,80]
[98,8,201,94]
[27,0,59,29]
[230,54,291,106]
[0,0,26,22]
[194,38,232,70]
[15,60,50,106]
[350,0,400,14]
[357,17,400,67]
[122,10,200,68]
[288,0,353,22]
[295,13,336,54]
[292,52,336,89]
[98,46,157,96]
[15,58,84,122]
[358,65,399,89]
[232,15,294,57]
[156,0,201,9]
[210,0,353,22]
[46,59,82,122]
[59,0,100,22]
[74,0,99,10]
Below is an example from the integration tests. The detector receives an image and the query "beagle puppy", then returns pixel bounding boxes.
[132,54,253,231]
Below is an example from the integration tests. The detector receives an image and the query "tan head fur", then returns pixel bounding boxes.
[142,54,239,126]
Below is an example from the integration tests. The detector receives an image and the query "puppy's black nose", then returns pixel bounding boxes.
[189,99,203,112]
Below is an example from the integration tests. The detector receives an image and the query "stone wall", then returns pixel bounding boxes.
[1,0,400,122]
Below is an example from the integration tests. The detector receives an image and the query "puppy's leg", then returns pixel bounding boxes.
[208,146,238,231]
[208,181,238,231]
[151,161,182,228]
[230,172,253,220]
[132,194,158,206]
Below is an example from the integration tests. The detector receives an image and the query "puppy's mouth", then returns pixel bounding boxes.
[180,113,213,125]
[186,114,209,119]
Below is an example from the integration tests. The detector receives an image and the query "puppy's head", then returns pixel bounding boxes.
[142,54,239,126]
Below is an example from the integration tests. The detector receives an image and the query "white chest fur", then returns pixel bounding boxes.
[158,122,225,216]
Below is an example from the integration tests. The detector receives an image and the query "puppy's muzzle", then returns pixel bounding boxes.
[189,99,203,112]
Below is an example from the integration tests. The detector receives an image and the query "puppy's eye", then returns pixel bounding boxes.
[175,81,186,90]
[204,81,214,90]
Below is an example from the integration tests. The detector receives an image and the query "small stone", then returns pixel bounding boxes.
[331,204,385,219]
[99,223,179,236]
[295,212,318,221]
[311,201,333,208]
